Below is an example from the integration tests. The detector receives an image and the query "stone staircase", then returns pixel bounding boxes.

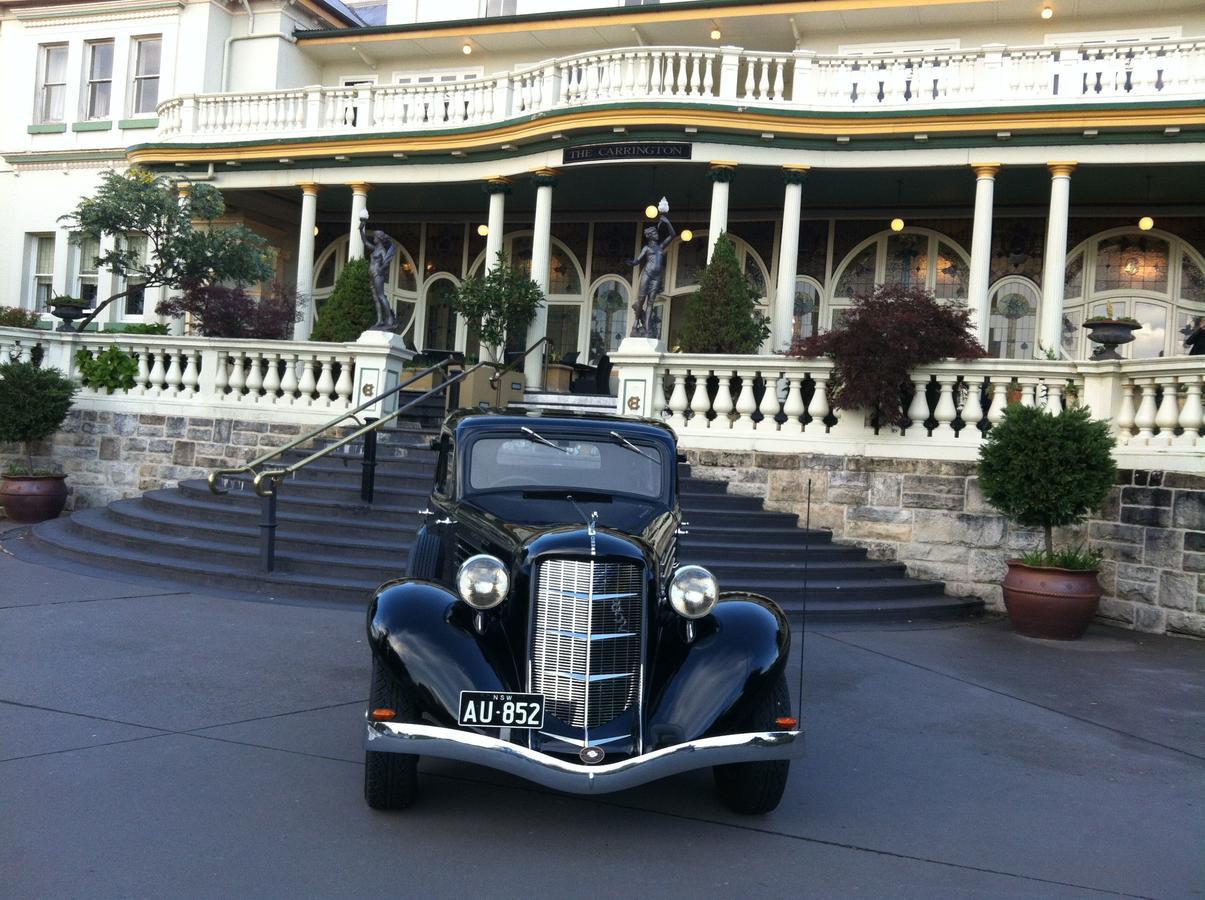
[10,394,980,620]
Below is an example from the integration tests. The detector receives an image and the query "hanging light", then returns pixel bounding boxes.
[645,204,659,219]
[462,42,473,55]
[890,217,905,232]
[313,225,319,236]
[680,229,694,242]
[709,22,722,40]
[1040,4,1053,19]
[1138,216,1154,231]
[477,224,489,236]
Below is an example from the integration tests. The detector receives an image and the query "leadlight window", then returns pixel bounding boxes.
[36,44,68,123]
[1094,235,1169,294]
[84,40,114,119]
[590,222,637,280]
[986,279,1039,359]
[131,37,162,115]
[934,241,969,300]
[589,279,629,364]
[673,233,708,290]
[884,233,929,289]
[834,244,876,297]
[424,223,464,276]
[546,305,581,362]
[791,279,821,342]
[424,278,458,350]
[1180,257,1205,303]
[1064,251,1084,298]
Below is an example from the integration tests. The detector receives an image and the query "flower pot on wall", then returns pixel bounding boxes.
[1001,560,1102,640]
[0,473,68,523]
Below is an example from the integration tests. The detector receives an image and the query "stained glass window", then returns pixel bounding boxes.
[791,279,820,342]
[884,233,928,289]
[424,278,458,350]
[590,222,637,280]
[1064,251,1084,299]
[987,280,1038,359]
[1094,235,1169,294]
[589,279,629,364]
[674,231,708,289]
[934,241,968,300]
[545,304,581,360]
[834,244,876,297]
[1180,256,1205,303]
[424,223,465,277]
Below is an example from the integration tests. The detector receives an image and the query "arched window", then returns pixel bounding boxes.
[588,277,630,364]
[423,276,459,352]
[791,277,823,343]
[1063,228,1205,358]
[311,234,418,344]
[986,277,1040,359]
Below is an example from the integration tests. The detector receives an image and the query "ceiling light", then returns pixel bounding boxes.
[645,204,658,219]
[462,42,473,55]
[1138,216,1154,231]
[1040,4,1053,18]
[392,152,407,159]
[710,27,721,40]
[313,225,319,236]
[451,150,466,157]
[890,218,905,232]
[680,229,694,242]
[477,224,489,236]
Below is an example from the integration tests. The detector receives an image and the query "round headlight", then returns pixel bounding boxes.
[668,565,718,619]
[456,554,509,610]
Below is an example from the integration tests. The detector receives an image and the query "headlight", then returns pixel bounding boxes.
[456,554,509,610]
[668,565,718,619]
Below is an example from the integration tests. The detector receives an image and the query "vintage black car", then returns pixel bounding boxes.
[364,409,802,813]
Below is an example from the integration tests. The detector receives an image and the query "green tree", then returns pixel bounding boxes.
[977,404,1116,557]
[310,258,375,342]
[676,234,770,354]
[450,252,545,361]
[59,169,273,332]
[0,362,77,475]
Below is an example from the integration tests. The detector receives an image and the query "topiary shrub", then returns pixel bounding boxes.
[791,284,985,426]
[677,234,770,354]
[74,346,138,393]
[0,362,77,474]
[450,251,544,361]
[977,404,1116,561]
[310,258,374,342]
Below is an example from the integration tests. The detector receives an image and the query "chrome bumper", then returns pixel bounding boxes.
[365,720,804,794]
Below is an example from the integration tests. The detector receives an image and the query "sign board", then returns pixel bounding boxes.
[562,143,692,165]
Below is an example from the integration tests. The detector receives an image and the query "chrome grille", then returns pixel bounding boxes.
[532,559,643,729]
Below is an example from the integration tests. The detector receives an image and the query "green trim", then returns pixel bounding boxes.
[72,120,113,132]
[16,0,183,20]
[27,123,67,134]
[119,117,159,130]
[6,149,128,164]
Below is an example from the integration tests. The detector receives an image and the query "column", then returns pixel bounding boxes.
[524,168,556,389]
[1038,162,1076,356]
[293,182,319,340]
[707,162,736,262]
[483,178,510,274]
[772,165,808,351]
[967,163,1000,345]
[347,182,370,260]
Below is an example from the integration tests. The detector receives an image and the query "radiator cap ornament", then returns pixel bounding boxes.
[579,746,606,765]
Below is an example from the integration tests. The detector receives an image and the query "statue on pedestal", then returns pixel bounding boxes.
[359,209,398,331]
[627,198,677,338]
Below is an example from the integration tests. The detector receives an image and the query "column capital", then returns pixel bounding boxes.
[175,181,191,199]
[531,168,558,188]
[709,161,737,183]
[297,181,320,196]
[1047,161,1077,178]
[484,176,513,195]
[346,181,371,194]
[782,165,809,186]
[970,162,1001,179]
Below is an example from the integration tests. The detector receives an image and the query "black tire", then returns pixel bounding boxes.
[406,527,442,580]
[364,656,420,811]
[712,672,792,815]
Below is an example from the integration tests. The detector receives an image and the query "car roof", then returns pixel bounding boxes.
[446,407,676,444]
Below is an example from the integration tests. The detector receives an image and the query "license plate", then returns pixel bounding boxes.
[458,691,544,729]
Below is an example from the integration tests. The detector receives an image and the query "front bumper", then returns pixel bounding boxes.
[365,720,804,794]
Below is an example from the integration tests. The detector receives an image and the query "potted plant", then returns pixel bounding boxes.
[977,404,1116,640]
[1082,303,1141,360]
[47,294,90,332]
[0,361,78,523]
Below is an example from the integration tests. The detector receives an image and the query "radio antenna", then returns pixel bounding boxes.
[796,479,812,726]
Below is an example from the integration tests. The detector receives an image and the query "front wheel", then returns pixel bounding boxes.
[712,673,792,815]
[364,657,419,810]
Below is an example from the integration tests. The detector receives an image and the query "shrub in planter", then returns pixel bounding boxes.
[790,284,985,427]
[450,251,544,363]
[310,259,375,343]
[677,234,770,355]
[0,361,77,523]
[977,404,1117,639]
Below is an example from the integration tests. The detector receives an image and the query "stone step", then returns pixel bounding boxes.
[176,479,426,525]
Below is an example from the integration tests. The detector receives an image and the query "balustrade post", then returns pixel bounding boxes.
[304,86,323,130]
[666,371,689,429]
[986,380,1008,427]
[181,95,198,134]
[718,46,743,99]
[1115,379,1137,444]
[961,377,985,440]
[907,376,930,435]
[1133,380,1158,442]
[279,354,299,405]
[164,350,183,398]
[757,373,783,432]
[1153,376,1181,447]
[979,44,1006,103]
[732,370,758,432]
[1043,378,1063,414]
[806,372,830,433]
[1177,375,1203,448]
[688,370,711,428]
[932,375,958,438]
[782,375,805,434]
[712,371,734,429]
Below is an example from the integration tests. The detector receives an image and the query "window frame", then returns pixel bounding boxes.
[129,35,162,116]
[28,234,56,311]
[83,39,115,120]
[35,43,69,124]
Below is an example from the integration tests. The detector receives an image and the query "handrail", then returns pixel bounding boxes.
[206,357,450,495]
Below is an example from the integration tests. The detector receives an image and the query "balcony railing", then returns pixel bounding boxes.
[155,38,1205,140]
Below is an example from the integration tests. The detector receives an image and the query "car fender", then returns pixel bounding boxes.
[367,579,520,723]
[646,593,791,745]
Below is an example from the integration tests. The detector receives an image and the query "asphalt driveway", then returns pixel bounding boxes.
[1,540,1201,899]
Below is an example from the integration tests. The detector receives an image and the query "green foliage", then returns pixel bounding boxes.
[0,307,42,328]
[158,282,300,340]
[0,362,77,474]
[676,234,770,354]
[450,252,545,361]
[310,258,375,342]
[74,346,138,393]
[106,322,169,335]
[978,404,1116,556]
[792,283,985,426]
[1020,546,1104,571]
[59,168,273,331]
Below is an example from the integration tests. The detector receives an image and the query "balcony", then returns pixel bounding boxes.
[153,39,1205,144]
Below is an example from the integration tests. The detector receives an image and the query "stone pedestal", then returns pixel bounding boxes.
[612,337,666,419]
[353,330,414,416]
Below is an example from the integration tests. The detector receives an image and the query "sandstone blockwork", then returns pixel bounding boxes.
[687,449,1205,639]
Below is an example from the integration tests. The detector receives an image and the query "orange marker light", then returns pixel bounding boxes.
[370,708,397,721]
[775,716,798,729]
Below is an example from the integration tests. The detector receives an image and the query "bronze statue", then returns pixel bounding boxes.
[628,206,676,338]
[359,210,398,331]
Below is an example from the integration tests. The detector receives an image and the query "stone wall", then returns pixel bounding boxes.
[685,449,1205,639]
[0,409,305,511]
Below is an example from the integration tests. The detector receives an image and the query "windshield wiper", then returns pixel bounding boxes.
[520,426,569,454]
[609,430,657,462]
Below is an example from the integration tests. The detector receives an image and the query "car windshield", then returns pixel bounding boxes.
[467,433,665,499]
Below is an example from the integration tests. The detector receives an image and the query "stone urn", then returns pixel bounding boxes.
[1001,560,1102,640]
[1082,318,1140,360]
[48,299,89,333]
[0,473,69,523]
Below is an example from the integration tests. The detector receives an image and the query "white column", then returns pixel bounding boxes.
[483,178,510,276]
[772,166,808,351]
[293,182,319,340]
[706,162,735,262]
[967,163,999,345]
[1038,162,1076,356]
[348,181,370,260]
[524,168,556,389]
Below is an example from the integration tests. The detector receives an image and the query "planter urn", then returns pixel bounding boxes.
[0,473,68,523]
[1082,319,1140,360]
[1001,560,1102,640]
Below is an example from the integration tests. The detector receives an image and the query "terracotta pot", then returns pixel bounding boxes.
[1002,560,1102,640]
[0,474,69,524]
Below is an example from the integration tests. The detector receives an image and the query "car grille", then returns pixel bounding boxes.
[532,559,643,729]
